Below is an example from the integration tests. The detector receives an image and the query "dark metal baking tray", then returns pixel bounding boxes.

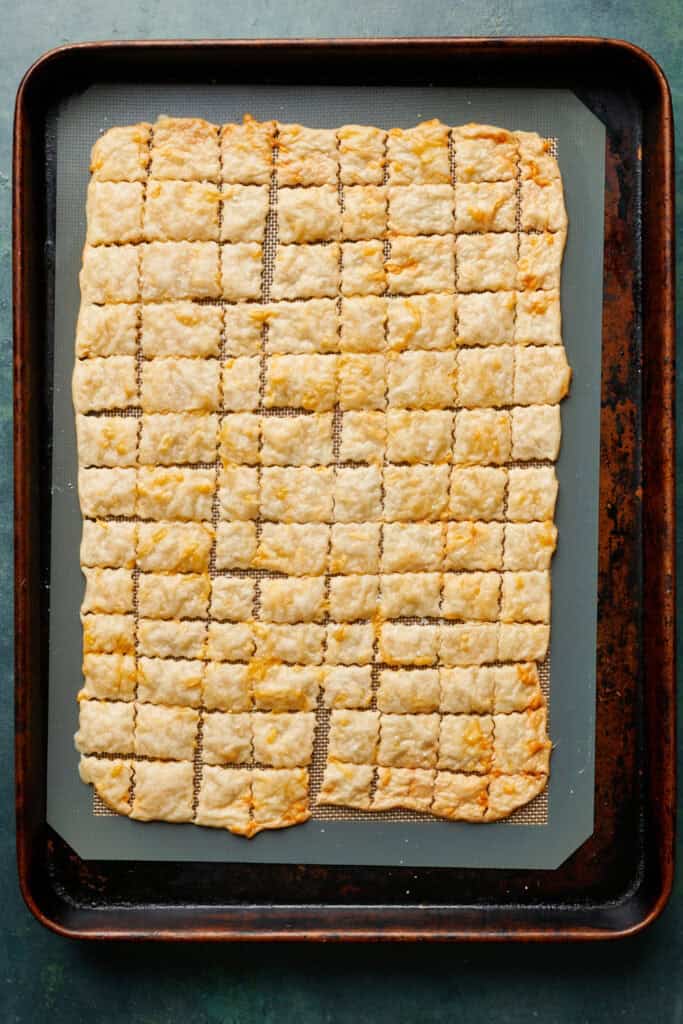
[13,36,675,941]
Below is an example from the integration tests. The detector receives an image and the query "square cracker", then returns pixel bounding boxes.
[217,465,260,521]
[150,116,220,181]
[206,622,255,662]
[250,768,311,833]
[141,302,222,358]
[86,181,144,245]
[223,304,265,356]
[144,181,221,242]
[328,575,379,622]
[338,125,386,185]
[277,125,338,186]
[457,346,514,408]
[82,612,135,655]
[454,181,516,233]
[78,466,136,518]
[377,669,441,714]
[456,291,516,347]
[252,712,316,768]
[445,522,504,572]
[373,767,435,812]
[387,351,457,409]
[329,523,381,574]
[379,572,442,619]
[202,711,253,765]
[215,521,258,571]
[211,577,255,623]
[267,299,339,354]
[75,303,138,358]
[221,242,263,301]
[504,521,557,571]
[137,467,215,522]
[137,657,204,708]
[82,568,134,615]
[507,467,559,522]
[251,664,320,712]
[271,243,340,300]
[386,410,453,464]
[137,522,214,574]
[342,186,387,241]
[501,568,552,624]
[261,414,333,466]
[80,520,137,569]
[325,623,375,666]
[492,663,543,714]
[264,354,337,412]
[327,709,380,764]
[195,766,252,833]
[432,771,488,822]
[253,622,325,665]
[278,185,340,243]
[203,663,252,712]
[387,293,456,352]
[453,124,518,182]
[77,416,138,468]
[317,761,374,809]
[442,571,501,622]
[80,245,139,304]
[141,358,220,413]
[79,756,133,815]
[518,231,565,291]
[256,523,330,576]
[260,466,334,523]
[137,618,207,660]
[387,235,454,295]
[439,623,498,666]
[449,467,507,521]
[74,699,135,754]
[379,623,439,667]
[141,241,220,301]
[137,572,210,620]
[221,117,275,184]
[515,290,562,346]
[510,405,562,461]
[219,413,261,465]
[340,296,387,353]
[130,760,195,823]
[339,411,386,463]
[456,232,517,293]
[222,356,261,412]
[260,576,326,624]
[90,123,151,182]
[520,179,567,233]
[221,184,269,242]
[139,413,218,465]
[378,713,441,769]
[493,708,551,774]
[341,240,386,297]
[134,704,199,761]
[387,120,450,184]
[498,622,550,663]
[382,522,444,573]
[438,713,494,773]
[383,465,449,523]
[322,665,373,709]
[80,652,137,702]
[439,666,495,714]
[334,465,383,521]
[338,354,386,411]
[388,184,454,235]
[454,409,511,466]
[486,773,547,821]
[513,347,571,405]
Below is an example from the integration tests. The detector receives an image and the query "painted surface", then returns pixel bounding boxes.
[1,1,681,1020]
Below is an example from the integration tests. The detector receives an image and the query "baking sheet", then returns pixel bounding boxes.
[46,84,604,868]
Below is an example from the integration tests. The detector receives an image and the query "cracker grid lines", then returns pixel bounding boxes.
[76,118,567,835]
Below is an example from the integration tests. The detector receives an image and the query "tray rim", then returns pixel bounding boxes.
[13,34,675,942]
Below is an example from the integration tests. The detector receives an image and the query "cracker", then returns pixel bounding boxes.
[90,124,151,182]
[378,713,440,769]
[377,669,441,713]
[341,240,386,297]
[137,618,207,660]
[220,242,264,301]
[338,354,386,411]
[250,768,310,833]
[379,572,442,619]
[457,346,514,408]
[329,575,379,622]
[137,467,215,521]
[221,117,275,185]
[454,409,511,466]
[220,184,269,243]
[454,181,516,233]
[82,613,135,655]
[326,623,375,665]
[330,523,381,574]
[456,232,518,293]
[137,657,204,707]
[256,523,330,576]
[388,184,454,235]
[252,712,316,768]
[150,116,220,181]
[438,713,494,773]
[141,241,220,301]
[271,243,339,300]
[79,756,133,815]
[217,466,260,520]
[327,710,380,764]
[342,186,387,241]
[334,465,383,521]
[75,699,136,755]
[203,662,252,712]
[75,303,138,358]
[387,293,455,352]
[264,354,337,411]
[492,663,543,714]
[449,467,507,521]
[78,466,137,518]
[206,622,255,662]
[387,351,457,409]
[130,760,195,823]
[504,521,557,571]
[139,413,219,465]
[442,571,501,622]
[379,623,439,666]
[498,623,550,663]
[338,125,386,185]
[383,464,449,522]
[80,520,137,569]
[507,467,559,522]
[134,704,199,760]
[387,235,454,295]
[137,522,214,573]
[260,577,326,623]
[266,299,339,354]
[339,412,387,463]
[253,622,325,665]
[340,296,387,352]
[137,569,208,618]
[73,356,137,412]
[445,521,504,571]
[439,623,498,666]
[510,404,562,461]
[453,124,517,182]
[219,413,261,464]
[80,652,137,702]
[373,767,435,812]
[251,664,320,712]
[202,711,253,765]
[493,708,551,774]
[439,666,495,714]
[382,522,444,573]
[317,760,374,809]
[215,520,258,570]
[432,771,488,822]
[195,766,252,833]
[386,409,453,464]
[261,466,333,523]
[76,413,138,466]
[456,291,516,347]
[82,568,134,615]
[516,131,561,183]
[520,179,567,233]
[221,355,261,411]
[515,290,562,346]
[141,357,220,413]
[486,773,547,821]
[387,120,450,184]
[277,125,338,186]
[261,414,333,466]
[144,181,220,242]
[513,347,571,405]
[80,244,139,303]
[321,666,373,709]
[86,181,145,245]
[141,302,222,358]
[278,185,340,243]
[518,231,565,291]
[210,577,256,623]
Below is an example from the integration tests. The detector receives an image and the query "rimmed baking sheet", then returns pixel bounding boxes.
[47,84,603,868]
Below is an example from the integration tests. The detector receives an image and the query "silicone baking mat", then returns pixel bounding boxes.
[46,84,604,868]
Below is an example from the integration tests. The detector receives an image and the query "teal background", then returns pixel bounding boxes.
[0,3,679,1022]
